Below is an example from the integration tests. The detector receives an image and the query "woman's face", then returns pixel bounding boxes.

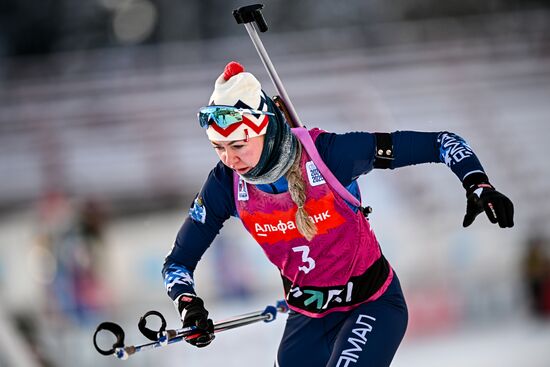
[211,135,265,174]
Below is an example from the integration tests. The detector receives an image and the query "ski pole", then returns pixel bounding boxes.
[93,300,289,360]
[233,4,304,128]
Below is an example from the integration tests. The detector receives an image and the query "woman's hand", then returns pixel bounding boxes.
[463,183,514,228]
[178,295,215,347]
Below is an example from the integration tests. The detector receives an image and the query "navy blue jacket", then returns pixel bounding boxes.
[163,130,485,301]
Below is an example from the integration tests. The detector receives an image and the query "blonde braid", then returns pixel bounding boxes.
[286,144,317,241]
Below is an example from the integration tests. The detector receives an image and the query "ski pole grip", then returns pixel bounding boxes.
[276,299,290,313]
[93,322,125,356]
[233,4,268,32]
[261,305,278,322]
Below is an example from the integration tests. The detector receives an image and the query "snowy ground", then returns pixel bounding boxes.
[393,318,550,367]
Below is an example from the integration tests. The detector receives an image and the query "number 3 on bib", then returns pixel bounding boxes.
[292,246,316,274]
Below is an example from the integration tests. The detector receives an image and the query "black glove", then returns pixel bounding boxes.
[178,295,215,348]
[462,173,514,228]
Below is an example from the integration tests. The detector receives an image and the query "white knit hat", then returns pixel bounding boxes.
[205,61,270,141]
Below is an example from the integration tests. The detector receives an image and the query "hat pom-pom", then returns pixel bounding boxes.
[223,61,245,81]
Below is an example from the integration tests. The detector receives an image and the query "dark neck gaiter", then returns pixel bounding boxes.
[240,96,298,184]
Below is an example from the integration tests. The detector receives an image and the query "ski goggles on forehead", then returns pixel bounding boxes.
[197,105,274,129]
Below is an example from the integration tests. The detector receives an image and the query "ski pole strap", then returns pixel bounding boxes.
[138,310,167,341]
[93,322,125,356]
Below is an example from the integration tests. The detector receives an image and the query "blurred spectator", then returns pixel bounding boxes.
[72,197,111,321]
[521,235,550,317]
[34,191,111,325]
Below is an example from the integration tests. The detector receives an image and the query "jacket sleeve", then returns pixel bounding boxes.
[162,162,236,301]
[314,130,486,186]
[390,131,486,182]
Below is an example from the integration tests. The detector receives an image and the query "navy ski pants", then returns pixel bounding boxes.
[276,275,408,367]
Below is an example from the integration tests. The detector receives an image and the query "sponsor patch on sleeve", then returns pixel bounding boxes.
[189,195,206,223]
